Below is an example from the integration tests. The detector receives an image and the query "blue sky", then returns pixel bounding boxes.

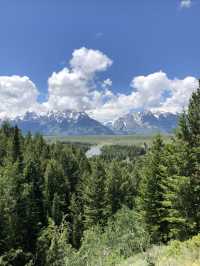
[0,0,199,121]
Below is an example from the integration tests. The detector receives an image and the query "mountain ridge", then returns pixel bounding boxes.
[0,110,114,136]
[0,109,179,135]
[105,110,179,134]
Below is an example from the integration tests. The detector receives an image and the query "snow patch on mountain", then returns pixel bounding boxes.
[105,110,179,134]
[0,110,114,136]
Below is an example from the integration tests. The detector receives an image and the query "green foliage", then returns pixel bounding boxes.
[70,207,149,266]
[0,122,144,265]
[0,249,33,266]
[135,83,200,245]
[107,161,138,213]
[69,193,84,249]
[177,83,200,146]
[139,135,168,243]
[120,234,200,266]
[11,126,23,165]
[83,160,111,228]
[44,159,68,222]
[100,144,145,161]
[174,85,200,236]
[36,219,72,266]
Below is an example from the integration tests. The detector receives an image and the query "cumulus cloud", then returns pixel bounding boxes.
[0,48,198,123]
[44,47,113,112]
[0,75,39,119]
[180,0,192,8]
[155,76,197,113]
[130,72,170,109]
[44,46,197,122]
[70,47,112,76]
[88,72,198,122]
[102,78,112,89]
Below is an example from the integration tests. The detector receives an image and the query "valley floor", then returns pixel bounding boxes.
[45,134,172,146]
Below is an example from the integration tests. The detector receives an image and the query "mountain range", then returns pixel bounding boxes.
[1,110,113,135]
[106,111,178,134]
[0,110,179,135]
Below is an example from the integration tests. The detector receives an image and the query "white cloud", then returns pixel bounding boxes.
[156,77,197,113]
[46,47,198,121]
[44,47,113,112]
[70,47,112,76]
[88,72,198,122]
[130,71,170,109]
[0,75,39,119]
[102,78,112,89]
[180,0,192,8]
[0,48,198,123]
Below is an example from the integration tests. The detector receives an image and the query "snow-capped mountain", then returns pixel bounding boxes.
[0,110,179,135]
[105,110,179,134]
[2,110,114,135]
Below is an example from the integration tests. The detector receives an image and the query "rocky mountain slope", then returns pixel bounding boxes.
[105,111,178,134]
[3,110,114,135]
[0,110,179,135]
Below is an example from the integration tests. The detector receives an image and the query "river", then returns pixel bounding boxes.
[85,145,102,158]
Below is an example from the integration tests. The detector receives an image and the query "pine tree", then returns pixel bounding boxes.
[52,193,63,226]
[23,159,46,250]
[69,193,84,249]
[177,80,200,146]
[23,132,34,161]
[11,126,23,171]
[33,133,50,171]
[186,146,200,235]
[177,111,190,142]
[139,135,167,243]
[107,161,124,214]
[175,80,200,235]
[0,122,14,165]
[0,161,32,251]
[187,82,200,145]
[59,148,80,195]
[44,160,68,221]
[83,161,111,229]
[76,148,91,175]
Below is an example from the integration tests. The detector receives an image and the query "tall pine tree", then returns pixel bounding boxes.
[139,135,167,243]
[83,161,110,229]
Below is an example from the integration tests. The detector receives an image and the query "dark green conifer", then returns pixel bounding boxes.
[83,161,111,229]
[139,135,167,243]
